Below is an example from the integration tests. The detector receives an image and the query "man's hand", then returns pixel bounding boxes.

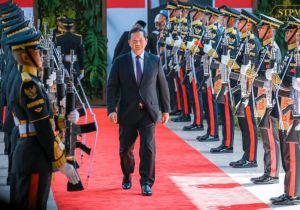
[161,112,169,125]
[108,112,118,124]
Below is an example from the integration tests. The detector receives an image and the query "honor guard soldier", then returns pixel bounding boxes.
[210,5,240,153]
[2,18,31,185]
[52,16,65,40]
[268,16,300,205]
[197,6,222,142]
[170,1,191,123]
[6,28,79,209]
[164,1,182,117]
[229,10,261,168]
[250,14,283,184]
[181,4,205,131]
[55,18,84,83]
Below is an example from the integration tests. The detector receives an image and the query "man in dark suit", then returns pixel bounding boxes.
[107,27,170,196]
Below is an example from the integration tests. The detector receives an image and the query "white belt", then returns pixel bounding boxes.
[65,55,78,62]
[18,123,36,135]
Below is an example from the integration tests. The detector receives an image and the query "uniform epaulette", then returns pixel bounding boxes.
[73,33,82,37]
[21,72,32,82]
[250,34,255,39]
[192,20,202,26]
[56,34,63,38]
[170,17,177,22]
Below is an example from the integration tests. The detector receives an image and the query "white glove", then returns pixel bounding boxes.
[293,78,300,91]
[265,69,274,81]
[46,72,57,86]
[188,71,193,83]
[67,110,80,123]
[79,73,84,80]
[46,78,54,86]
[187,41,194,50]
[203,42,212,54]
[240,62,251,75]
[59,97,66,108]
[221,55,230,65]
[165,36,173,45]
[174,38,182,47]
[59,163,80,185]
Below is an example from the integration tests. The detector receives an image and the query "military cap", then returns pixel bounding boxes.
[56,16,66,21]
[219,5,240,18]
[2,28,34,43]
[159,10,168,18]
[5,28,41,50]
[259,14,283,29]
[166,1,177,10]
[192,4,206,12]
[177,1,191,10]
[0,3,18,17]
[0,0,13,10]
[61,17,75,28]
[240,9,260,25]
[1,16,24,30]
[205,5,221,16]
[283,15,300,29]
[3,20,30,37]
[1,7,23,23]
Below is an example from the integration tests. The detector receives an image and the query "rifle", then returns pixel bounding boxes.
[258,44,278,129]
[285,33,300,144]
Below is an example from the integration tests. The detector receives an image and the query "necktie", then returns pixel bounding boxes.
[136,56,143,85]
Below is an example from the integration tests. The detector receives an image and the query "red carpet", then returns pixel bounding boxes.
[52,108,270,210]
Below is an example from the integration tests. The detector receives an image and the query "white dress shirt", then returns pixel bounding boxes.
[131,51,144,81]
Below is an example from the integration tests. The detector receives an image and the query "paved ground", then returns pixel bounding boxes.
[166,115,298,210]
[0,116,298,209]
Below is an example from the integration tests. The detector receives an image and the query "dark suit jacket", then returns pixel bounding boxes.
[107,52,170,125]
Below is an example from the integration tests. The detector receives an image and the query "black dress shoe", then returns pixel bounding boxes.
[210,145,233,153]
[122,175,132,190]
[253,175,278,184]
[233,160,258,168]
[229,159,246,167]
[197,135,219,142]
[250,174,266,182]
[196,134,207,140]
[171,115,191,122]
[183,124,204,131]
[141,184,152,196]
[170,110,181,116]
[272,194,300,205]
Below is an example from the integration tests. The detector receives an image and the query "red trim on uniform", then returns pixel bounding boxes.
[107,0,145,8]
[245,106,255,161]
[267,119,277,177]
[28,174,39,210]
[207,86,215,136]
[288,143,296,196]
[192,79,201,125]
[175,79,182,111]
[179,69,189,115]
[224,93,231,147]
[2,106,6,124]
[215,0,253,8]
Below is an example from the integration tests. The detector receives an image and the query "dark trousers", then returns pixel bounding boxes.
[219,91,235,147]
[166,75,178,112]
[233,91,258,161]
[260,117,280,177]
[119,110,156,186]
[202,83,219,137]
[10,172,51,210]
[279,131,300,197]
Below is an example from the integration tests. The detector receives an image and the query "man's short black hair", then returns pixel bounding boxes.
[128,27,147,40]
